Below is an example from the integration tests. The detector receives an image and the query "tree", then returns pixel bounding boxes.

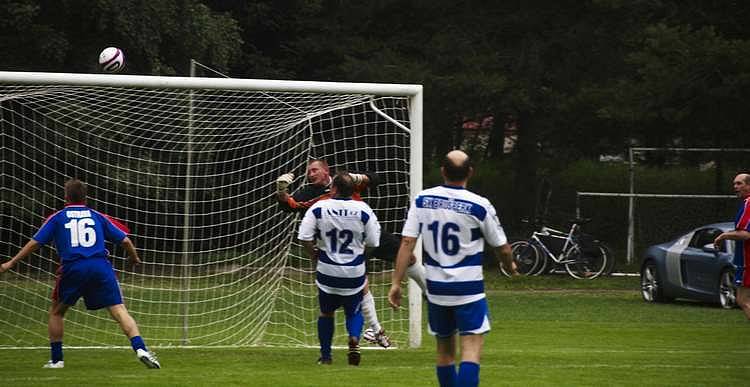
[0,0,243,75]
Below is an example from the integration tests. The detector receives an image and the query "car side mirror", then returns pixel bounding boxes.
[702,243,718,254]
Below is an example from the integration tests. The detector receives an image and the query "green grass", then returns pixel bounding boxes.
[2,275,748,386]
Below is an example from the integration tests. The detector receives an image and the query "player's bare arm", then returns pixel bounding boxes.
[388,236,417,309]
[300,240,317,261]
[714,230,750,248]
[0,240,40,273]
[496,243,518,276]
[120,237,142,266]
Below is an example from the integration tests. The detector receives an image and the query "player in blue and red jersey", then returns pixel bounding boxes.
[714,173,750,320]
[0,179,161,369]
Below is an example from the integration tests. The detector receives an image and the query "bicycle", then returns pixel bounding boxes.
[500,218,609,279]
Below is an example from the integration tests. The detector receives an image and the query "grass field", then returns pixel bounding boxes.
[2,275,749,386]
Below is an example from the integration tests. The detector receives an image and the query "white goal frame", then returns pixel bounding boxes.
[0,71,424,348]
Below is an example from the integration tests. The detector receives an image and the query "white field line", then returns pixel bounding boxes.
[2,347,749,355]
[5,362,750,383]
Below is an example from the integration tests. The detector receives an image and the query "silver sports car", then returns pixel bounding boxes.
[640,222,737,309]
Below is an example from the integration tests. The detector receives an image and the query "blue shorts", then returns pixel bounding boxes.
[318,289,363,317]
[428,298,491,337]
[53,258,123,310]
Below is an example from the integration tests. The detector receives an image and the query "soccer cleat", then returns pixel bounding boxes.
[136,348,161,369]
[363,327,392,348]
[317,357,332,365]
[43,360,64,369]
[347,342,361,366]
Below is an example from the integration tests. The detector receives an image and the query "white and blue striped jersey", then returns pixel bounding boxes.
[298,198,381,296]
[402,185,507,306]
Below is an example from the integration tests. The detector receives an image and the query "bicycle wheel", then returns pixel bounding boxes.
[564,244,608,279]
[504,241,541,276]
[597,242,615,275]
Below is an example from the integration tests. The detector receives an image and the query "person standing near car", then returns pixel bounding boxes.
[714,173,750,320]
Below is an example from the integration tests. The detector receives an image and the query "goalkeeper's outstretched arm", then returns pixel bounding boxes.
[274,169,379,213]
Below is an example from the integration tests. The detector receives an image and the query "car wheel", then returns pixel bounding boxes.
[641,261,671,303]
[718,268,737,309]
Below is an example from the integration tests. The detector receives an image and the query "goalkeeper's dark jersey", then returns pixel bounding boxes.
[278,172,378,213]
[278,171,399,261]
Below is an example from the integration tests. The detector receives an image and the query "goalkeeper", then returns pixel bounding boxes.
[276,159,427,348]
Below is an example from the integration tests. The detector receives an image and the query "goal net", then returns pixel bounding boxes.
[0,72,423,349]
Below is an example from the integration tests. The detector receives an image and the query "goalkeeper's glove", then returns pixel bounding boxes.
[276,173,294,193]
[350,173,367,185]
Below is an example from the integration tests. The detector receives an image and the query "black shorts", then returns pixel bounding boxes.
[369,232,401,262]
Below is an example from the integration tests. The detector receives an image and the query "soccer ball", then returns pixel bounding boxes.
[98,47,125,73]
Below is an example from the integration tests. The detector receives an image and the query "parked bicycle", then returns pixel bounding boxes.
[501,218,610,279]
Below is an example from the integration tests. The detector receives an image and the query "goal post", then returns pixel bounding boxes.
[0,71,423,348]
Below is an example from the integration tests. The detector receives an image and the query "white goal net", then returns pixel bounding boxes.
[0,72,423,348]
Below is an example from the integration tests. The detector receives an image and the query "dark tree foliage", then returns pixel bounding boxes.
[2,0,750,219]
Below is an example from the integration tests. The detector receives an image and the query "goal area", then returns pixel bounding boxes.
[0,72,423,349]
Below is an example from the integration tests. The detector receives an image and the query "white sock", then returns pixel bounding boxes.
[361,291,381,332]
[406,262,427,294]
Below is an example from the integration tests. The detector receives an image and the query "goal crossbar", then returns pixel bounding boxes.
[0,71,422,96]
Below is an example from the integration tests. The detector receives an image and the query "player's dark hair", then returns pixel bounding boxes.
[442,154,473,182]
[64,178,87,203]
[332,172,355,198]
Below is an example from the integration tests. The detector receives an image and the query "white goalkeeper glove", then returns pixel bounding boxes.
[350,173,367,185]
[276,173,294,193]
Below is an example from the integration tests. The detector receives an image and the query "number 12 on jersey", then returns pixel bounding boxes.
[324,228,354,254]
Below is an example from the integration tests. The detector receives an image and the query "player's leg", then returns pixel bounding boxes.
[360,278,380,331]
[360,277,391,347]
[45,300,69,368]
[737,286,750,320]
[106,304,159,368]
[405,252,427,293]
[428,301,458,386]
[436,336,457,387]
[343,291,364,366]
[457,335,484,387]
[108,303,140,337]
[83,258,159,369]
[44,264,80,368]
[378,232,426,293]
[454,298,491,387]
[317,289,337,364]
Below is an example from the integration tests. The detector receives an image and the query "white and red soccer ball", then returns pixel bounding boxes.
[98,47,125,73]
